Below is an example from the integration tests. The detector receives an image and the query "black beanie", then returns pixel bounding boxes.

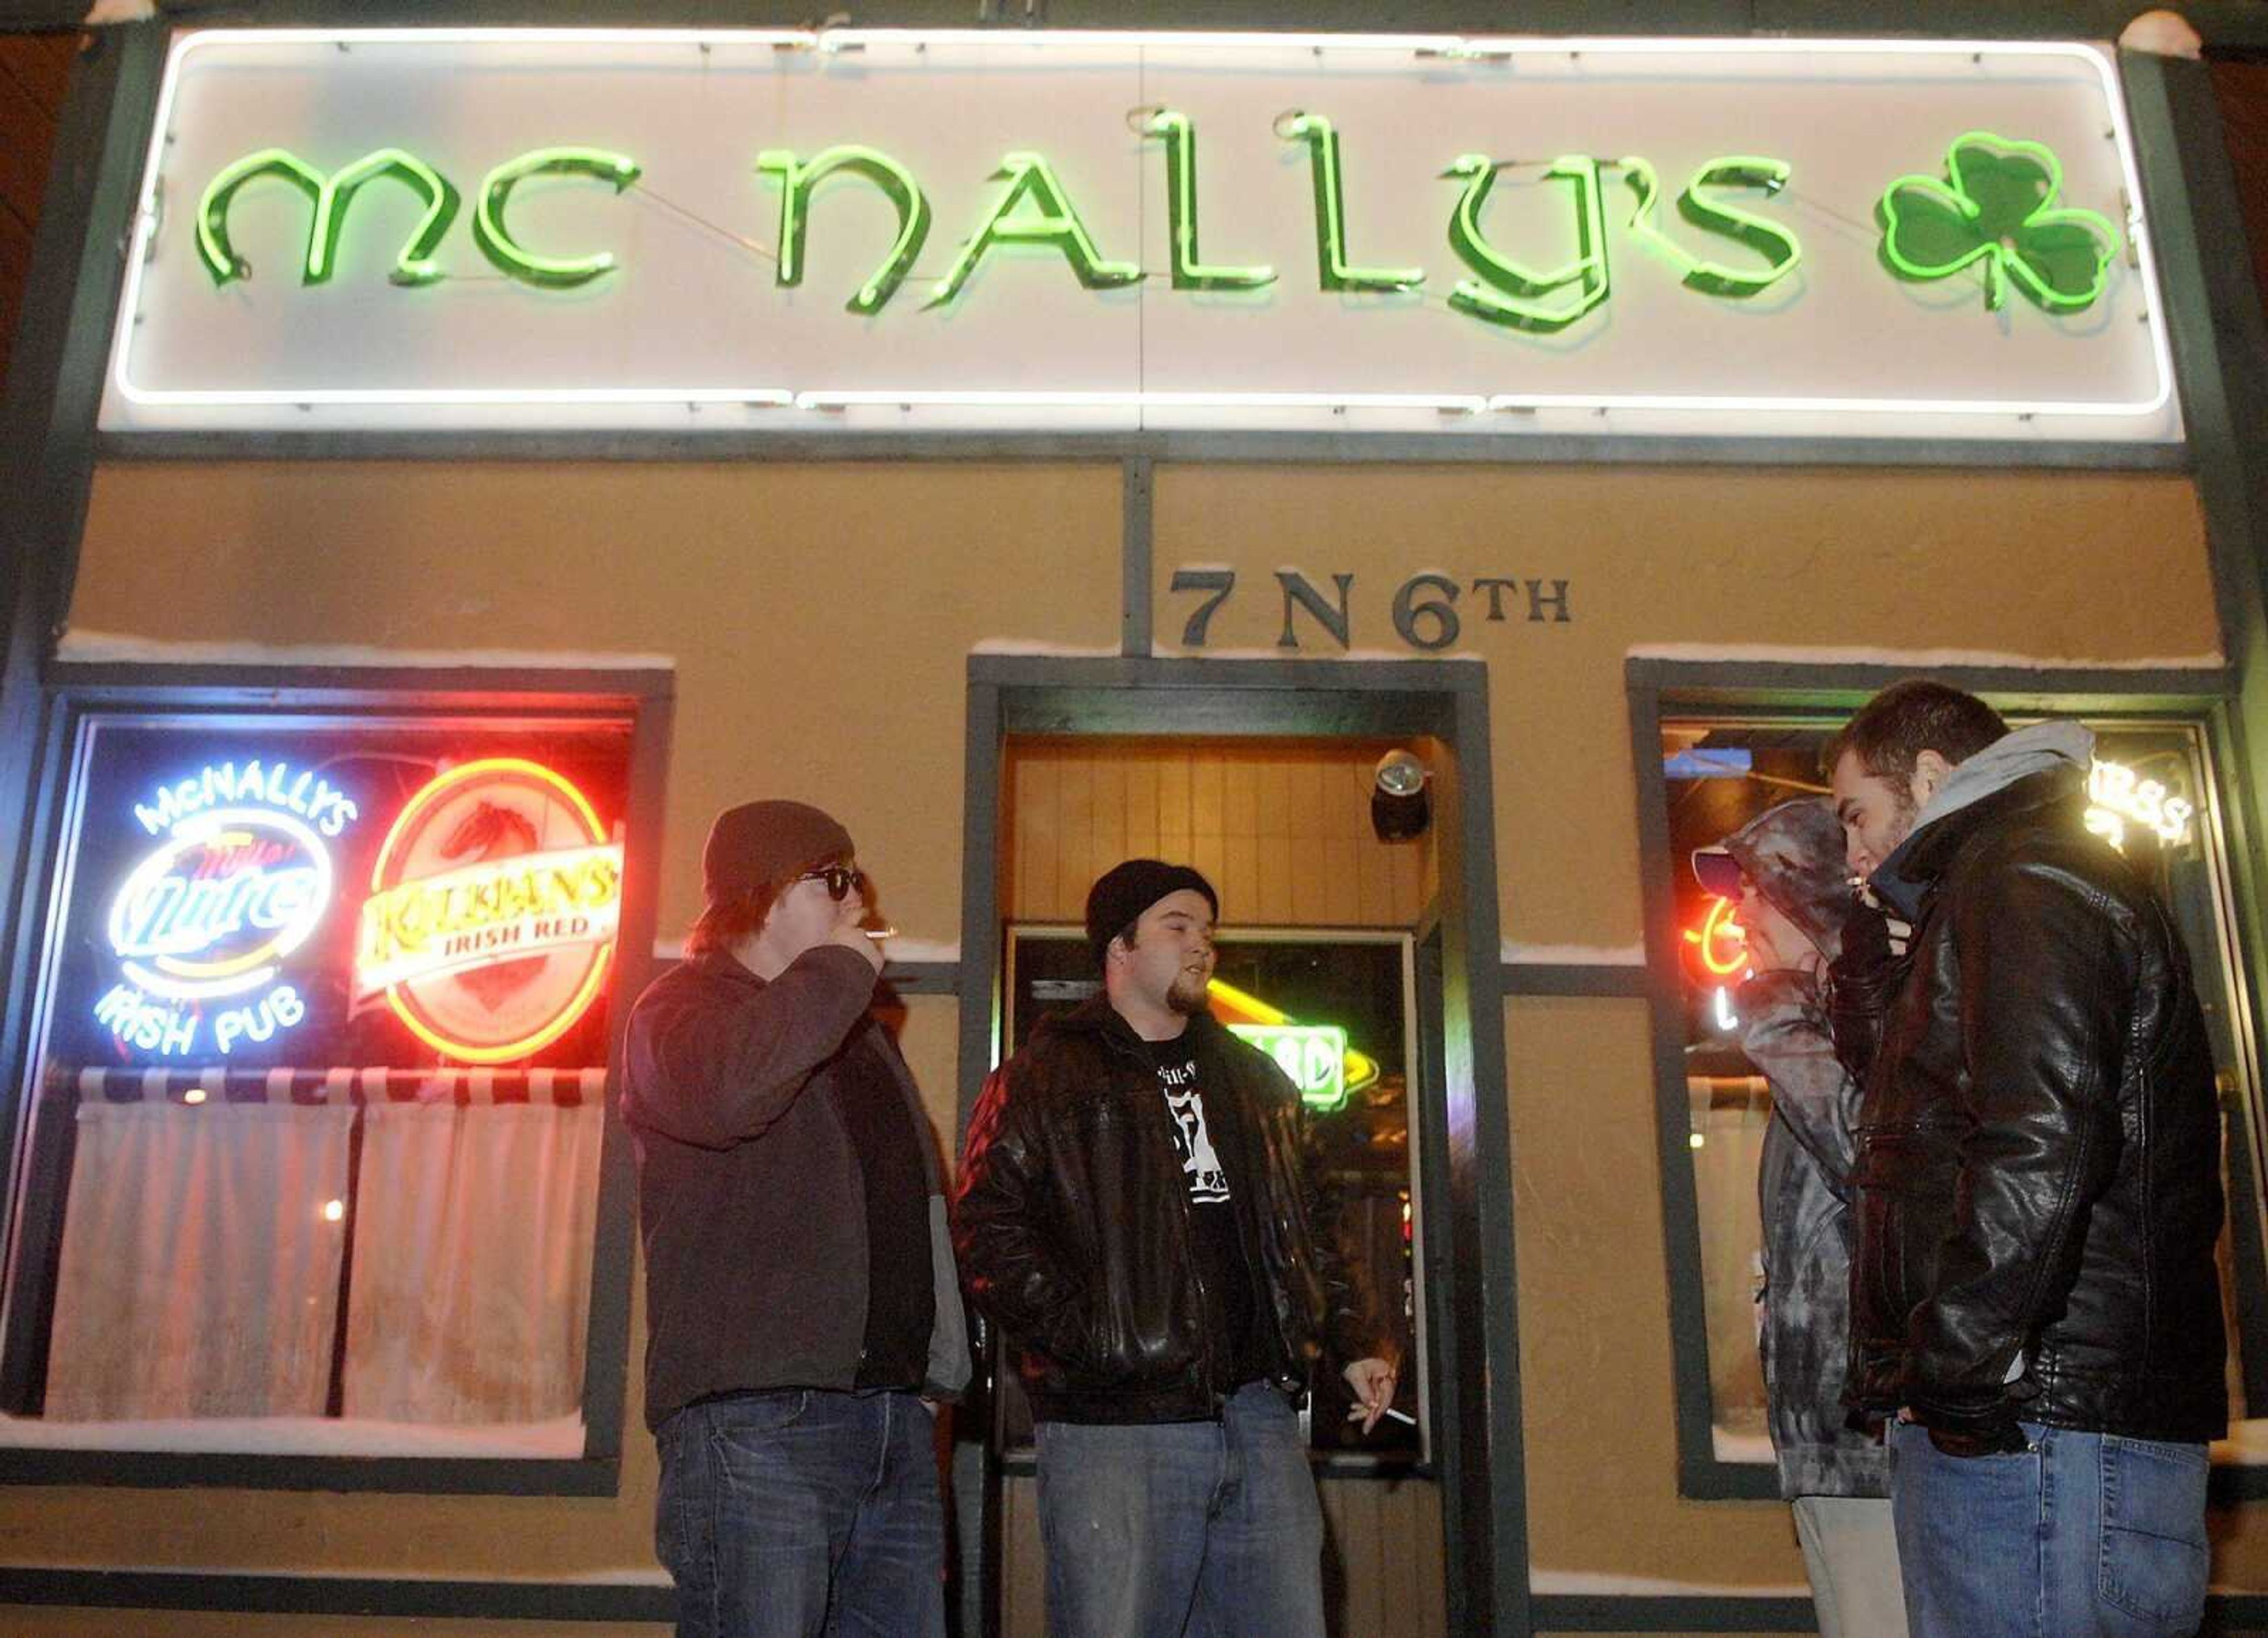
[1085,859,1219,970]
[702,800,853,904]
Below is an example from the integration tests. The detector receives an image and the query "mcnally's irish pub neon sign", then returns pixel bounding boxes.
[102,32,2176,436]
[195,131,2117,325]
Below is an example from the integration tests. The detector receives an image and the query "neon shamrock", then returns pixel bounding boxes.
[1876,131,2119,313]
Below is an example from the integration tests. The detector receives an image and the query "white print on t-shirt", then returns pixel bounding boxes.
[1155,1057,1231,1203]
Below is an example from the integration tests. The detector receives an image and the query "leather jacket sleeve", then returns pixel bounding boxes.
[1825,902,1900,1088]
[952,1061,1088,1365]
[624,946,879,1150]
[1907,857,2132,1439]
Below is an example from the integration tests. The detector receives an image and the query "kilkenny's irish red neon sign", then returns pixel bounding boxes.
[355,758,623,1064]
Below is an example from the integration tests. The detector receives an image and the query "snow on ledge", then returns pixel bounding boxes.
[3,1562,671,1586]
[57,631,676,671]
[1530,1569,1811,1598]
[1628,642,2224,671]
[0,1411,586,1458]
[969,639,1125,658]
[1504,941,1645,967]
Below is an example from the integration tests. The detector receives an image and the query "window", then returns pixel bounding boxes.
[1650,701,2268,1492]
[0,696,646,1471]
[998,927,1427,1470]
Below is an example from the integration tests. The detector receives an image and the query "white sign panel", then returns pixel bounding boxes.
[100,30,2179,441]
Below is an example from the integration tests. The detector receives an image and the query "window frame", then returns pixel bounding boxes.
[1624,656,2268,1503]
[0,662,672,1495]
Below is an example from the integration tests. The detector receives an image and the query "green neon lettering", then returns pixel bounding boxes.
[1622,155,1802,298]
[197,147,457,288]
[472,146,641,289]
[1441,154,1606,332]
[1875,130,2117,314]
[756,145,931,315]
[1278,113,1422,293]
[929,152,1142,308]
[1140,110,1274,291]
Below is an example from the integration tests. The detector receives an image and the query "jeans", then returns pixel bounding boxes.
[654,1388,944,1638]
[1886,1418,2210,1638]
[1034,1380,1326,1638]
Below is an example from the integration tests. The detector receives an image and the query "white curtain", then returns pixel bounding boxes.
[342,1101,602,1425]
[45,1102,353,1421]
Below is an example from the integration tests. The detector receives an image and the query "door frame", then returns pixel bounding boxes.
[954,653,1531,1637]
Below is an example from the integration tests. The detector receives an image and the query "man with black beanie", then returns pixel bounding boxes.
[624,799,969,1638]
[955,858,1397,1638]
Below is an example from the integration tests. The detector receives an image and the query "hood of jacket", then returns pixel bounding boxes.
[1870,720,2094,922]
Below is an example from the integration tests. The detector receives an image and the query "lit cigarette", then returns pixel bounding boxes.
[863,926,897,940]
[1383,1407,1416,1425]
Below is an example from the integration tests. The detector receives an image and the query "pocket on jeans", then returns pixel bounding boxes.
[708,1388,814,1443]
[2098,1435,2210,1629]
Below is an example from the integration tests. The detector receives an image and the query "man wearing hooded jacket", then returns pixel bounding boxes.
[1828,680,2225,1638]
[1696,799,1904,1637]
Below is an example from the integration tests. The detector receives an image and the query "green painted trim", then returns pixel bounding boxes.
[93,428,2193,468]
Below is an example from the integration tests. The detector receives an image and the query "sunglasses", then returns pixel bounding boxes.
[799,864,868,901]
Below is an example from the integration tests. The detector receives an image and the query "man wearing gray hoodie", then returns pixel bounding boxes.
[1695,799,1903,1637]
[1828,680,2225,1638]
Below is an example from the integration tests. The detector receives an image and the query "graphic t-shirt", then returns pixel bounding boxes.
[1146,1033,1264,1386]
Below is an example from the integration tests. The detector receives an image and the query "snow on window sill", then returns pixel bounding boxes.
[0,1411,586,1458]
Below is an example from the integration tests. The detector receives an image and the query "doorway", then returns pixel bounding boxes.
[953,657,1530,1637]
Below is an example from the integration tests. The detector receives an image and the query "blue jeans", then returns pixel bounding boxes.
[1886,1418,2210,1638]
[654,1388,944,1638]
[1034,1381,1325,1638]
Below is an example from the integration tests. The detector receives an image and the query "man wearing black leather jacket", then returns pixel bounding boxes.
[954,859,1397,1638]
[1827,680,2225,1638]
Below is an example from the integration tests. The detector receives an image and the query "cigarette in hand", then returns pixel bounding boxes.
[1382,1407,1416,1426]
[863,926,897,940]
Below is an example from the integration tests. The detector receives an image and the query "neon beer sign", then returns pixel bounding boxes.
[2085,756,2195,853]
[1207,976,1380,1114]
[96,762,359,1057]
[356,758,623,1063]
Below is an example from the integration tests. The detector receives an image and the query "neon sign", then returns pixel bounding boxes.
[1229,1023,1351,1112]
[1878,132,2118,314]
[189,129,1836,327]
[1683,896,1751,981]
[356,758,622,1063]
[2085,756,2195,853]
[95,763,357,1058]
[112,33,2174,433]
[1207,975,1381,1112]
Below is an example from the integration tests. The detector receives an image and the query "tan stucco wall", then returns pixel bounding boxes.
[1149,465,2221,952]
[31,458,2250,1606]
[69,461,1124,949]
